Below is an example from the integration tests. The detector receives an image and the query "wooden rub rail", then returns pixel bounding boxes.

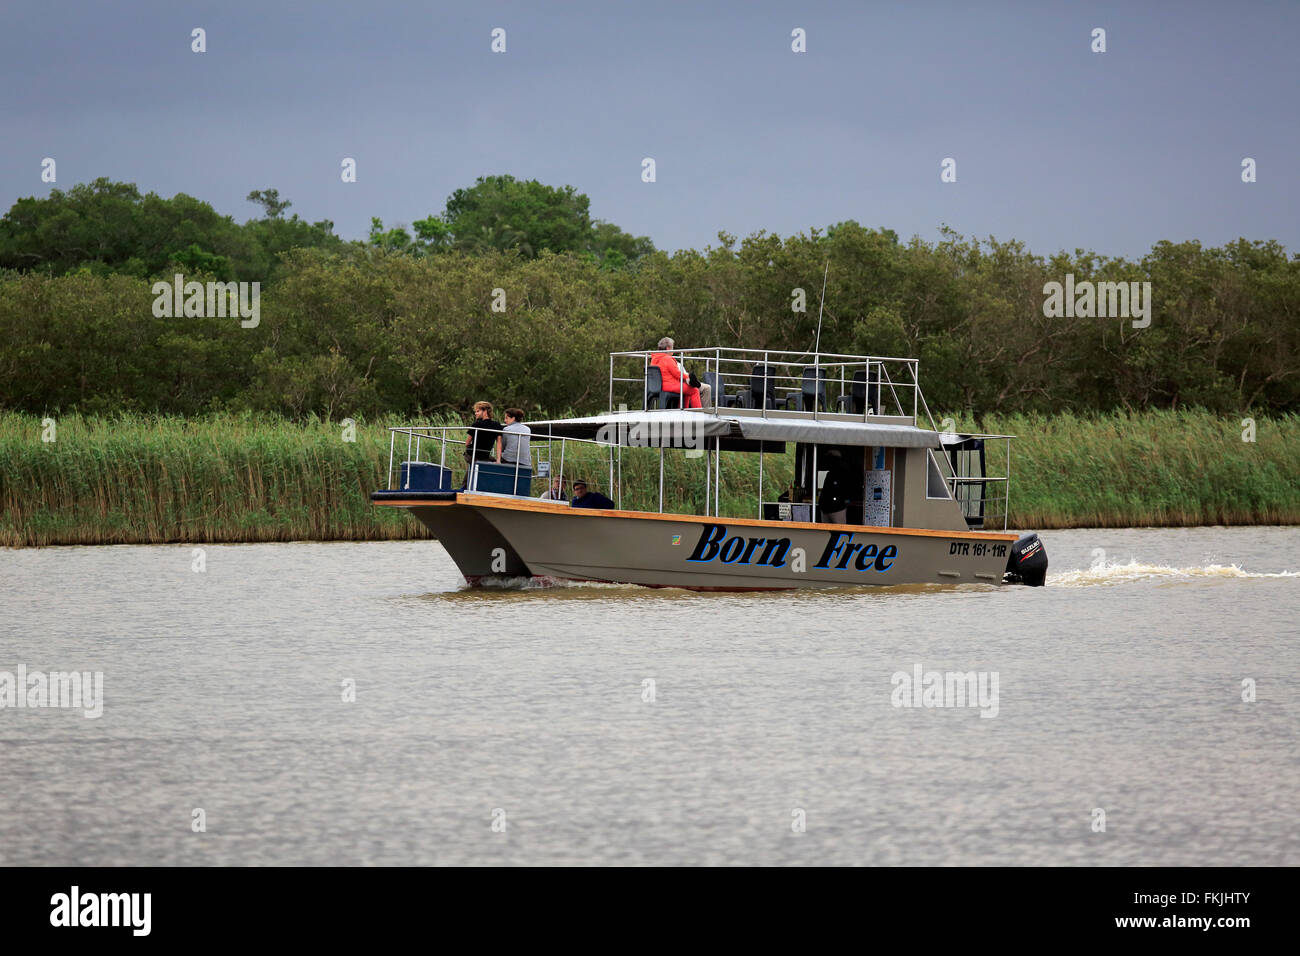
[373,492,1021,541]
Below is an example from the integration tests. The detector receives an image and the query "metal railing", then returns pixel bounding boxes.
[609,347,921,421]
[385,338,1016,530]
[934,435,1014,531]
[383,424,741,519]
[387,424,647,506]
[386,424,539,494]
[382,423,1014,530]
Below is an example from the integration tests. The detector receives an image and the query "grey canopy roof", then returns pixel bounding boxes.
[938,430,1016,445]
[733,416,941,448]
[527,410,731,447]
[527,410,942,449]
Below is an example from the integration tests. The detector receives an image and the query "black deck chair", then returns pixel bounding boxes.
[835,368,879,415]
[646,366,680,409]
[798,367,828,411]
[701,370,735,408]
[747,363,778,411]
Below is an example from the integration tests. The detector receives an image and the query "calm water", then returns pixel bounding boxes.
[1,527,1298,866]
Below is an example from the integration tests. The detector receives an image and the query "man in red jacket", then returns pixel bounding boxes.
[649,337,709,408]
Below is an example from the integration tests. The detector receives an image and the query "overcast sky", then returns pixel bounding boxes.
[2,0,1296,260]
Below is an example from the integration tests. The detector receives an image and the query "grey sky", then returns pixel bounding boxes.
[2,0,1296,260]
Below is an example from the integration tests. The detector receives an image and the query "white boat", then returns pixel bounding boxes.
[371,347,1048,589]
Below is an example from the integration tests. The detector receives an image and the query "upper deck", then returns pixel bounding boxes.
[608,347,930,429]
[376,345,1015,532]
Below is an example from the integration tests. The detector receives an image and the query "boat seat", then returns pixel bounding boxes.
[748,363,778,411]
[835,368,879,415]
[702,370,737,407]
[800,367,828,411]
[400,461,452,491]
[469,461,533,496]
[646,366,680,409]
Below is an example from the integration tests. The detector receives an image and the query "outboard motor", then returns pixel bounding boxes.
[1004,532,1048,587]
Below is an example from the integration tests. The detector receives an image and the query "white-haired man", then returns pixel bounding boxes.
[649,336,711,408]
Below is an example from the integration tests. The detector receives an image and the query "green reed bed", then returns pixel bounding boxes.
[1,413,412,546]
[973,409,1300,529]
[1,410,1296,547]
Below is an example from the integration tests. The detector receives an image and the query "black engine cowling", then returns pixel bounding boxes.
[1004,532,1048,587]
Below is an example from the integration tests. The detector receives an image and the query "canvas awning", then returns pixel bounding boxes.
[529,410,943,449]
[527,410,732,447]
[731,417,942,448]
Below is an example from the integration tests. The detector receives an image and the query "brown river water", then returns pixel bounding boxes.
[1,526,1297,865]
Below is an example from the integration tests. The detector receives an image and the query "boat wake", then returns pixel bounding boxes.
[1050,559,1300,588]
[460,574,637,591]
[463,574,564,589]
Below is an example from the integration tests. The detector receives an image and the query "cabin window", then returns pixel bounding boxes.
[926,450,953,499]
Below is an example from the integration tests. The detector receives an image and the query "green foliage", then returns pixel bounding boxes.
[246,188,292,219]
[169,243,232,277]
[240,211,341,280]
[0,412,414,546]
[974,409,1300,528]
[3,226,1299,418]
[423,174,656,263]
[0,270,259,415]
[1,179,1298,420]
[0,178,341,282]
[444,175,591,256]
[589,221,655,268]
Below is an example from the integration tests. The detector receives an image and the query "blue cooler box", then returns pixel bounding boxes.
[470,462,532,495]
[399,461,452,491]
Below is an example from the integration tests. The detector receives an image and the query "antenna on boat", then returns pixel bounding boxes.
[810,260,829,427]
[814,260,829,358]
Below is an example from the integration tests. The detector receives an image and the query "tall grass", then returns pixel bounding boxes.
[1,410,1296,547]
[0,413,414,546]
[980,409,1300,528]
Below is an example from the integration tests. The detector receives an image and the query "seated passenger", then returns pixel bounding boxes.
[570,479,615,509]
[538,477,567,500]
[650,337,711,409]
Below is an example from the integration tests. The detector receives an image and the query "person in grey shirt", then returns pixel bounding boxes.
[499,408,531,466]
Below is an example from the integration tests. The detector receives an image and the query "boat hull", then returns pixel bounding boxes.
[375,493,1020,590]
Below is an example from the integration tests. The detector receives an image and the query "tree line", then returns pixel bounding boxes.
[1,177,1296,420]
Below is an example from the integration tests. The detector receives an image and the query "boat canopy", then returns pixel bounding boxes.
[733,416,941,448]
[527,410,943,449]
[528,410,730,445]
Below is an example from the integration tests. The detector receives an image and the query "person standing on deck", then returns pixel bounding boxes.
[460,401,503,490]
[650,337,711,409]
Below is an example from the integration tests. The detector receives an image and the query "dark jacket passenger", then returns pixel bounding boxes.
[571,483,616,509]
